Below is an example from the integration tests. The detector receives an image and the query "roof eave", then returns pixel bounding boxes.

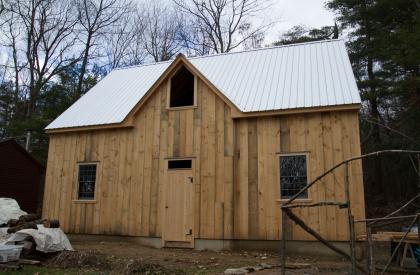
[45,103,361,133]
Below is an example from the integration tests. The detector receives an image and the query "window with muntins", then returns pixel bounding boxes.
[279,154,308,199]
[78,164,96,200]
[169,66,195,107]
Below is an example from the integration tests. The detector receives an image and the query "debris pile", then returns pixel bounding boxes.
[3,213,60,233]
[0,198,73,269]
[48,250,111,270]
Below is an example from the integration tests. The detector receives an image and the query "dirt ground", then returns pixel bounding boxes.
[2,238,417,274]
[71,239,355,274]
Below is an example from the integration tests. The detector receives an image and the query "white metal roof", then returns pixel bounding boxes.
[46,39,360,130]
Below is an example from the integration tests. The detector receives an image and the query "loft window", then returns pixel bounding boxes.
[169,66,195,108]
[279,154,308,199]
[168,159,192,169]
[78,164,97,200]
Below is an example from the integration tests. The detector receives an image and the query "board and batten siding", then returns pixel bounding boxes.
[43,77,365,241]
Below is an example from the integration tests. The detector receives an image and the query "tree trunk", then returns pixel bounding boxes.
[76,34,92,99]
[366,50,384,197]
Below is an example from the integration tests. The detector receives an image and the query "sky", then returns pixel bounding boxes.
[262,0,336,42]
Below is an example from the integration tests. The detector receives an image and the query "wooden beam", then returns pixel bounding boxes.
[46,123,134,134]
[281,201,347,209]
[284,208,366,273]
[231,104,361,119]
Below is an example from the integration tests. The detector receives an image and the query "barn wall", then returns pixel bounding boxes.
[43,76,365,241]
[234,111,365,241]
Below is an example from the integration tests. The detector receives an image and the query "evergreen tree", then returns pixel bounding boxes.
[273,23,339,46]
[326,0,420,203]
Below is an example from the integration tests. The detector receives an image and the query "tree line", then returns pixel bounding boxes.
[0,0,418,205]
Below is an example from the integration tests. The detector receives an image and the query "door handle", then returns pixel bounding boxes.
[186,229,192,235]
[187,177,193,183]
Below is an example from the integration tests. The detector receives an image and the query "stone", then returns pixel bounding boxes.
[224,268,249,274]
[244,266,255,272]
[259,263,272,269]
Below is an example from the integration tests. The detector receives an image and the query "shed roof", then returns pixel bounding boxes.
[46,39,360,130]
[0,139,42,169]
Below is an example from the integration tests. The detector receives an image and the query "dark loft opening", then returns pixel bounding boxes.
[168,159,192,169]
[170,66,194,107]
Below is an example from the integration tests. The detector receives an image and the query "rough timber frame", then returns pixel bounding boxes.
[43,52,366,248]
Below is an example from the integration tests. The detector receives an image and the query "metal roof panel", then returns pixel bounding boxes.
[46,39,360,130]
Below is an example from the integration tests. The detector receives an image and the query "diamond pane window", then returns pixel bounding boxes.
[279,155,308,199]
[78,164,96,200]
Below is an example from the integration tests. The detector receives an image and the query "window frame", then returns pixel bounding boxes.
[74,162,99,203]
[165,157,194,171]
[277,152,310,201]
[167,65,198,110]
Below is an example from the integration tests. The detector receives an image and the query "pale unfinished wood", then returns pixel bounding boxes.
[43,69,366,243]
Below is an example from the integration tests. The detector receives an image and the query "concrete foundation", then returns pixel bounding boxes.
[68,234,163,248]
[68,234,363,259]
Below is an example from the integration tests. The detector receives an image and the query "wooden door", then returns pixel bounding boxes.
[163,161,194,248]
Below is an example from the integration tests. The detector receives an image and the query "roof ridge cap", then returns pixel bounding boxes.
[113,39,344,72]
[187,39,343,61]
[113,59,173,71]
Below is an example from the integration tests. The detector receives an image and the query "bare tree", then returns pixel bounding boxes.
[0,1,5,18]
[136,1,184,62]
[103,12,147,70]
[179,17,212,56]
[174,0,271,54]
[75,0,131,97]
[3,13,22,108]
[125,21,148,66]
[0,0,5,18]
[238,22,264,49]
[4,0,78,117]
[104,14,134,69]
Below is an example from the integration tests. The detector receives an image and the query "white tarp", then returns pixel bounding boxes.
[0,198,27,224]
[5,224,73,252]
[0,228,10,244]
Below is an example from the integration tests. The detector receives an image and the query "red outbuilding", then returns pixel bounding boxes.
[0,139,43,213]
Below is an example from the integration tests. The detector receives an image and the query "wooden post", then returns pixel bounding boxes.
[366,226,375,275]
[25,129,32,151]
[281,210,286,275]
[417,154,420,190]
[417,154,420,248]
[344,162,356,275]
[349,215,357,274]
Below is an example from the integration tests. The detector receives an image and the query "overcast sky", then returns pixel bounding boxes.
[262,0,336,42]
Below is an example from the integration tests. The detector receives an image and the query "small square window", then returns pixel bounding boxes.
[279,154,308,199]
[78,164,96,200]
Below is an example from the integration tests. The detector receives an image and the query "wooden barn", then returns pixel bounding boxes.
[43,40,366,249]
[0,139,43,213]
